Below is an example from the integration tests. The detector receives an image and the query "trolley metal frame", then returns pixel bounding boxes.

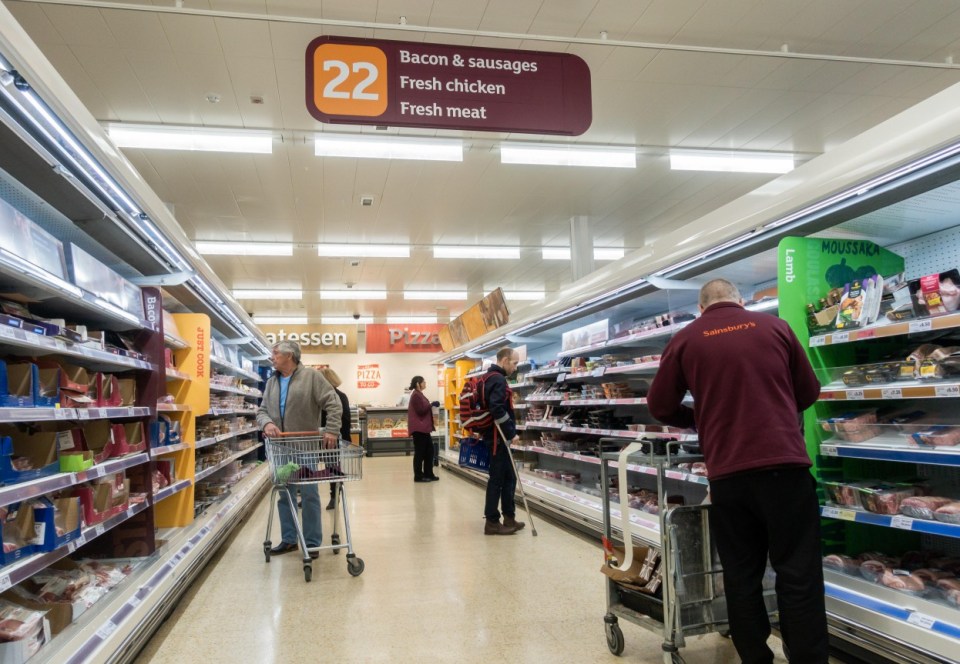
[262,432,365,582]
[600,441,778,663]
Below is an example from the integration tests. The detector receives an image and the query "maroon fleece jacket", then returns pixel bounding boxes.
[646,301,820,480]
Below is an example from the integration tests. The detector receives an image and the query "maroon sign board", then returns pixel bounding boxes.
[306,36,592,136]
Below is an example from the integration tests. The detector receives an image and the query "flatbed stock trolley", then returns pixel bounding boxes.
[263,432,365,582]
[599,440,777,663]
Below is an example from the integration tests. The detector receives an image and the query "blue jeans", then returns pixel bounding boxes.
[484,438,516,521]
[278,484,322,548]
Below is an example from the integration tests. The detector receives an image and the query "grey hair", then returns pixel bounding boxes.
[273,340,301,364]
[699,279,742,308]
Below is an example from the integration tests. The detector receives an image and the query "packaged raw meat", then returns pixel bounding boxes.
[0,599,46,640]
[900,496,954,520]
[823,554,859,575]
[860,552,901,568]
[911,426,960,447]
[859,560,888,583]
[824,481,863,508]
[945,588,960,608]
[913,569,956,587]
[820,411,881,443]
[859,484,918,515]
[929,558,960,575]
[880,569,927,595]
[934,502,960,524]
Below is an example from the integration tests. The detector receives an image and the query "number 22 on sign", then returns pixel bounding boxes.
[314,44,388,117]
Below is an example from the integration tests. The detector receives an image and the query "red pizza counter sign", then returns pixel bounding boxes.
[365,324,444,353]
[306,36,591,135]
[357,364,381,389]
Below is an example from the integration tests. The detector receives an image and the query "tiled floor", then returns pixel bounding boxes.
[136,456,791,663]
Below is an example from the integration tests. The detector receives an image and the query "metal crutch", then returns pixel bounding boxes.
[495,421,538,536]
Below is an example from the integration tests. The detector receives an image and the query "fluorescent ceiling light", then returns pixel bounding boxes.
[322,316,373,324]
[404,290,468,300]
[541,248,625,260]
[318,244,410,258]
[386,316,439,324]
[594,248,625,261]
[107,124,273,154]
[746,298,779,312]
[669,150,795,174]
[434,246,519,259]
[196,241,292,256]
[253,316,309,325]
[319,290,387,300]
[502,291,546,301]
[500,143,636,168]
[233,290,302,300]
[315,135,463,162]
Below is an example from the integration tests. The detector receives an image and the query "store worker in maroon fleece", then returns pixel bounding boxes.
[647,279,827,664]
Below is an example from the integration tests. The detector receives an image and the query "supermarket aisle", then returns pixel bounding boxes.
[136,457,787,664]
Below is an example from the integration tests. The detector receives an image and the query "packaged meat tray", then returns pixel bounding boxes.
[823,554,859,575]
[909,426,960,447]
[900,496,954,520]
[934,502,960,524]
[880,569,928,596]
[859,559,888,583]
[858,483,919,515]
[820,411,881,443]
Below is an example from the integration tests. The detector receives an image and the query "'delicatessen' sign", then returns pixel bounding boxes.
[306,36,592,135]
[365,324,444,353]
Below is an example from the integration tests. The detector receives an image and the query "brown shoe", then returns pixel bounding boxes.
[503,516,525,531]
[484,520,517,536]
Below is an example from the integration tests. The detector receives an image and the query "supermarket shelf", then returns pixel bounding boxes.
[164,334,189,350]
[557,321,693,358]
[810,314,960,348]
[525,394,565,402]
[820,380,960,401]
[524,420,565,430]
[151,442,190,456]
[604,361,662,375]
[152,479,192,504]
[515,425,527,431]
[39,465,270,664]
[209,383,262,398]
[821,435,960,467]
[0,453,150,508]
[164,368,191,382]
[210,356,260,382]
[195,444,263,482]
[824,569,960,661]
[512,444,709,486]
[0,406,149,423]
[0,324,156,372]
[513,403,530,410]
[525,367,567,379]
[195,427,259,450]
[465,368,485,379]
[0,501,149,591]
[508,382,536,390]
[157,403,191,412]
[206,408,258,417]
[561,426,641,439]
[562,397,647,406]
[821,505,960,539]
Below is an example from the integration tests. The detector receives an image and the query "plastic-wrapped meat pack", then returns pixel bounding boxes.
[822,554,859,575]
[934,502,960,524]
[0,599,46,641]
[879,569,927,595]
[910,426,960,447]
[900,496,954,520]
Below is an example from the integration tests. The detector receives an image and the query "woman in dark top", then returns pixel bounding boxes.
[320,368,352,509]
[408,375,440,482]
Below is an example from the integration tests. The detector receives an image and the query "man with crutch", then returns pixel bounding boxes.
[481,347,536,536]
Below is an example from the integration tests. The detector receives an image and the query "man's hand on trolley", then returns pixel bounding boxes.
[323,432,338,449]
[263,423,281,438]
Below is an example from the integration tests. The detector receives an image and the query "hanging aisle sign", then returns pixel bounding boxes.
[306,36,592,135]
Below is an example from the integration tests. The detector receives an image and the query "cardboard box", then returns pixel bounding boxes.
[32,497,82,552]
[600,545,660,592]
[2,589,83,637]
[0,431,59,484]
[117,378,136,407]
[71,481,129,526]
[73,421,122,464]
[0,618,50,663]
[58,451,93,473]
[35,367,59,408]
[112,422,145,454]
[0,507,37,567]
[0,362,36,408]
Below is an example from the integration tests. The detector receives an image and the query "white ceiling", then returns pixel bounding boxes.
[5,0,960,321]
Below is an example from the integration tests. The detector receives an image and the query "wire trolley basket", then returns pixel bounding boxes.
[265,433,364,485]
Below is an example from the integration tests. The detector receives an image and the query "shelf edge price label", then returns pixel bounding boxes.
[820,444,839,457]
[907,612,936,629]
[0,574,11,593]
[822,506,841,519]
[891,515,914,530]
[881,387,903,399]
[909,319,933,334]
[95,524,105,537]
[833,332,850,343]
[810,336,826,348]
[837,509,858,521]
[847,389,865,400]
[95,620,118,640]
[935,385,960,398]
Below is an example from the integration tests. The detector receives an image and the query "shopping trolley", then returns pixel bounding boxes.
[262,432,365,582]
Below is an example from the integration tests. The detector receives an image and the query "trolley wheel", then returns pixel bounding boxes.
[263,542,271,563]
[605,622,624,656]
[303,564,312,582]
[347,557,365,577]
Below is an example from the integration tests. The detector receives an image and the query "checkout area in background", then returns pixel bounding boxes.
[260,322,447,457]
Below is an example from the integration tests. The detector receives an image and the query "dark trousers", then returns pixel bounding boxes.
[484,438,516,521]
[412,432,435,479]
[709,467,829,664]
